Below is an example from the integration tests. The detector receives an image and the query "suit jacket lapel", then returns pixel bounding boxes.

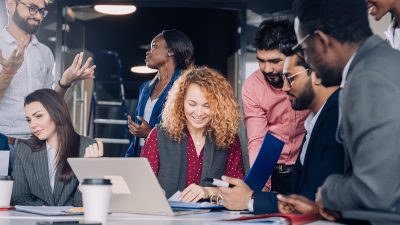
[347,35,384,81]
[298,90,338,188]
[52,162,66,205]
[137,82,154,119]
[149,70,180,126]
[292,136,306,193]
[32,147,54,205]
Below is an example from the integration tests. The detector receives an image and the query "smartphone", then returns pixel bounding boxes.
[127,115,142,125]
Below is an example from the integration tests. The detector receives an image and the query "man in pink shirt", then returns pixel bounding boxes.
[242,17,309,193]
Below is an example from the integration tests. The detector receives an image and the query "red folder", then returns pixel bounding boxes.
[0,206,15,211]
[225,213,320,225]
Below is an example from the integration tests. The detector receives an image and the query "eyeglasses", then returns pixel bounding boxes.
[282,68,309,87]
[291,34,311,52]
[17,0,48,18]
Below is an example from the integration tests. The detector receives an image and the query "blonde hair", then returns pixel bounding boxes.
[161,66,240,149]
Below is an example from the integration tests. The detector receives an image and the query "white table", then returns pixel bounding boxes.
[0,210,345,225]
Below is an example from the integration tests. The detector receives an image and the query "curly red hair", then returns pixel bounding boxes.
[161,67,240,149]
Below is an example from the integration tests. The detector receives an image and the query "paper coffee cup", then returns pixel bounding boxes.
[0,176,13,207]
[81,178,112,224]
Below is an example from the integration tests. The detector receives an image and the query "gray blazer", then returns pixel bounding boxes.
[321,35,400,213]
[11,136,95,206]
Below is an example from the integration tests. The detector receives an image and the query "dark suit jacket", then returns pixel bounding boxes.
[125,69,181,157]
[321,35,400,213]
[253,90,345,214]
[11,136,95,206]
[0,133,9,150]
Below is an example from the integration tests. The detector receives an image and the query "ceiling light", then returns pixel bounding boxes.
[48,37,56,42]
[94,5,136,15]
[130,66,157,74]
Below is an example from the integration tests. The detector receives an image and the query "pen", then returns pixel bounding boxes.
[204,177,235,188]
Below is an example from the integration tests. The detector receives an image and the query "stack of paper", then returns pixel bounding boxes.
[169,201,223,209]
[168,191,223,209]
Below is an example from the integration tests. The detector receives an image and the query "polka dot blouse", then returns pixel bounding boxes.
[141,127,245,187]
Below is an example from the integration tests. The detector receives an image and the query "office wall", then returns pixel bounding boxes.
[369,14,392,39]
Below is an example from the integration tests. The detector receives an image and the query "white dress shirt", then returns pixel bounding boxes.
[46,142,57,192]
[139,97,158,146]
[0,29,55,138]
[384,19,400,51]
[340,53,356,88]
[300,103,325,165]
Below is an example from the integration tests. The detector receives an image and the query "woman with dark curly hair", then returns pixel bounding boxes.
[141,67,244,202]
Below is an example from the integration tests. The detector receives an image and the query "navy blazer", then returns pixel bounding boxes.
[253,89,345,214]
[125,69,181,157]
[0,133,8,150]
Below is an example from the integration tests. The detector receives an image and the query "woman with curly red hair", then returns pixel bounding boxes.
[141,66,244,202]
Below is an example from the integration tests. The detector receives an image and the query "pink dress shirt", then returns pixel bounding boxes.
[242,69,309,167]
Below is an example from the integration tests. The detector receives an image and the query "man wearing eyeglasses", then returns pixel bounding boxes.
[219,46,344,214]
[0,0,95,174]
[276,0,400,223]
[241,17,309,194]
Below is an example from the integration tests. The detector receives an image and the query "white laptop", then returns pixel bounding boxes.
[68,157,209,216]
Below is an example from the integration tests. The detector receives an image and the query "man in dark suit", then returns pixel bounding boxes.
[278,0,400,223]
[219,47,344,213]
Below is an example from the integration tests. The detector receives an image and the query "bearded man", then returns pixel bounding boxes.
[242,16,309,193]
[0,0,96,173]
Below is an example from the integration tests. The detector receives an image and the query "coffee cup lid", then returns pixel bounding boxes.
[0,176,13,180]
[82,178,112,185]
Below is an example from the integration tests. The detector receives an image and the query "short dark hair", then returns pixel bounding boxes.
[293,0,373,43]
[280,41,312,75]
[24,89,80,183]
[254,16,297,51]
[160,29,194,70]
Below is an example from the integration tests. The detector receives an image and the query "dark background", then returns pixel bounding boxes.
[0,0,294,156]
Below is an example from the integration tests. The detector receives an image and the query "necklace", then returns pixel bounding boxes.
[151,80,169,100]
[190,130,205,148]
[192,136,203,147]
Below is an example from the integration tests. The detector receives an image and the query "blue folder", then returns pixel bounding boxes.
[244,132,285,191]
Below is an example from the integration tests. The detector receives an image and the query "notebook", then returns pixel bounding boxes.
[168,191,223,209]
[68,157,210,216]
[14,206,83,216]
[244,132,285,191]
